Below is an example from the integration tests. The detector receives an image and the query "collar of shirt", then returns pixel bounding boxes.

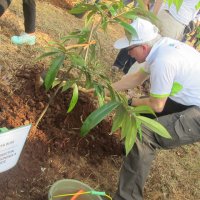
[145,37,177,65]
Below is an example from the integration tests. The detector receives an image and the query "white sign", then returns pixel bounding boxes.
[0,125,31,173]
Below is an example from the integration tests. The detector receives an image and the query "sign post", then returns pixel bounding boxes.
[0,124,31,173]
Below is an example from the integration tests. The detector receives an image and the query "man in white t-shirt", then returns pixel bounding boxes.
[113,0,200,74]
[112,17,200,200]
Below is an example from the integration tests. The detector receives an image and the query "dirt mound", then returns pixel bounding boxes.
[43,0,74,9]
[0,66,122,199]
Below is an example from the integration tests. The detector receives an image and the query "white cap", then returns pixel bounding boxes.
[114,18,159,49]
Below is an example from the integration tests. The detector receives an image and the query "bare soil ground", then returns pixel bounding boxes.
[0,1,200,200]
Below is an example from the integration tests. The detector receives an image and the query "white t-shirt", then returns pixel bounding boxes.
[163,0,200,25]
[143,37,200,106]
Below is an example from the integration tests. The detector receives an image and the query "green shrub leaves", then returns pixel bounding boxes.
[45,54,65,90]
[38,0,175,155]
[80,101,120,136]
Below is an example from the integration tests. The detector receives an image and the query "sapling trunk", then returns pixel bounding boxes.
[35,85,61,127]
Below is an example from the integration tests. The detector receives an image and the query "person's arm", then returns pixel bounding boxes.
[143,0,150,11]
[111,70,149,92]
[131,96,167,113]
[152,0,163,15]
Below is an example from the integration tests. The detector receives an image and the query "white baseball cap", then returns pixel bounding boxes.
[114,18,159,49]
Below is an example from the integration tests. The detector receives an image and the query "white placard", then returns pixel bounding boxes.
[0,125,31,173]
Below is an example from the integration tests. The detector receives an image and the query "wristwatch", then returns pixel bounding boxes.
[128,98,132,106]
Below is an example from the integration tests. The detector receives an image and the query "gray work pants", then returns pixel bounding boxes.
[114,106,200,200]
[157,9,186,40]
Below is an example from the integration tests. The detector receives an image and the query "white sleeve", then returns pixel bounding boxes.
[149,60,175,98]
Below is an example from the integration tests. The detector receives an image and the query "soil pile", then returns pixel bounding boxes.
[0,66,122,200]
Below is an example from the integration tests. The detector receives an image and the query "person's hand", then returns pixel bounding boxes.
[78,87,95,98]
[79,87,111,101]
[83,88,95,94]
[104,88,110,97]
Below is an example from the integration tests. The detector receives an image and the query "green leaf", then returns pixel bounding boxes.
[114,18,138,37]
[52,79,61,88]
[195,1,200,9]
[62,32,83,42]
[131,105,156,116]
[118,0,125,8]
[174,0,183,11]
[54,42,66,53]
[196,33,200,39]
[99,74,110,82]
[105,4,117,16]
[111,105,125,132]
[165,0,173,7]
[86,10,96,24]
[94,3,104,16]
[164,0,184,11]
[44,54,65,90]
[121,112,131,140]
[85,72,92,89]
[121,11,137,20]
[67,84,79,113]
[69,4,94,14]
[94,84,105,96]
[106,84,116,100]
[80,101,120,136]
[78,28,90,44]
[106,83,122,102]
[61,80,75,92]
[101,16,108,31]
[125,116,137,156]
[196,40,200,46]
[88,43,97,61]
[70,54,86,67]
[136,116,171,139]
[119,94,129,104]
[136,0,146,9]
[94,84,105,107]
[96,93,104,107]
[131,8,158,23]
[36,51,59,61]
